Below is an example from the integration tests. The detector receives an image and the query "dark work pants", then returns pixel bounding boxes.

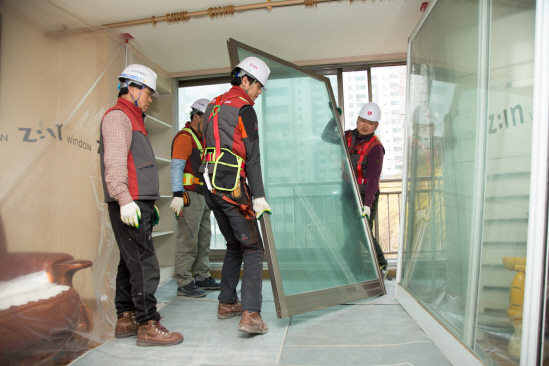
[108,200,161,324]
[203,179,264,313]
[367,190,388,267]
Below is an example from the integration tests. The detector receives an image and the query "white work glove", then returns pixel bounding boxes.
[170,197,184,217]
[120,202,141,228]
[362,206,371,220]
[253,197,272,220]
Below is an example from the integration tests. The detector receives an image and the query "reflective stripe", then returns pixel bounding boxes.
[181,128,203,153]
[183,173,203,186]
[203,150,246,171]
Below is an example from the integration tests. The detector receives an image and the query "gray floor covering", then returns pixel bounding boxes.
[71,279,452,366]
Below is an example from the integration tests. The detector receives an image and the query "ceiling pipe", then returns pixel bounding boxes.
[101,0,345,29]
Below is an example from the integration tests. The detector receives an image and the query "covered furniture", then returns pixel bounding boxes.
[0,252,93,366]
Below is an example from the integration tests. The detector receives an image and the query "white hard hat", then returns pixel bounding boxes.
[358,102,381,122]
[119,64,159,97]
[191,98,210,114]
[234,57,270,89]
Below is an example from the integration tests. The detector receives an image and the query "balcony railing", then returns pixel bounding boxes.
[209,178,405,260]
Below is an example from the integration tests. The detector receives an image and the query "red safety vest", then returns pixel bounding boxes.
[346,132,383,185]
[201,89,255,219]
[100,98,160,202]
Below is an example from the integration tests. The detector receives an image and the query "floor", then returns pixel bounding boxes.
[70,278,452,366]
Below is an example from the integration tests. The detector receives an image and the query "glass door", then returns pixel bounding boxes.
[227,39,385,318]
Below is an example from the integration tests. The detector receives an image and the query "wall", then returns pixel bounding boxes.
[0,1,127,352]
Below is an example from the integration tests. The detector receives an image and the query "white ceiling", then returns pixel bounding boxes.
[32,0,426,74]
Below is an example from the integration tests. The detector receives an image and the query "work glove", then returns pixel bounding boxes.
[253,197,272,220]
[153,206,160,226]
[170,197,184,216]
[120,201,141,228]
[362,206,371,220]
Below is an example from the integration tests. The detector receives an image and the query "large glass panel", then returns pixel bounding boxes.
[403,0,480,341]
[403,0,537,364]
[474,2,535,365]
[228,41,384,317]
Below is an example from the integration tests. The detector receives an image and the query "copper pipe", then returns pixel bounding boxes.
[101,0,331,29]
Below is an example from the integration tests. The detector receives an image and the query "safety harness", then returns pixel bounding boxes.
[180,127,204,187]
[347,133,382,185]
[202,94,256,220]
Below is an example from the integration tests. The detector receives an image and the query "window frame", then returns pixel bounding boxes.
[177,56,406,278]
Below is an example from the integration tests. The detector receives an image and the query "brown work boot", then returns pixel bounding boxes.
[238,310,268,334]
[218,300,242,319]
[115,311,138,338]
[136,318,183,347]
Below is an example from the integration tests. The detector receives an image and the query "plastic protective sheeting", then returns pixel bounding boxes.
[227,40,385,319]
[0,1,161,364]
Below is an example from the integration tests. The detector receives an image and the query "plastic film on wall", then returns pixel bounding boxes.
[0,1,129,364]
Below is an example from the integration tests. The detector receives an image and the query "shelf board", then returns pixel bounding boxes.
[152,231,174,238]
[155,156,171,165]
[145,115,172,130]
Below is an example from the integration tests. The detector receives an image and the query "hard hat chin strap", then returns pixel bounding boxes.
[244,80,256,93]
[129,83,145,107]
[236,70,256,92]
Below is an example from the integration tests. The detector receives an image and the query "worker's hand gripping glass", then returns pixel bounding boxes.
[253,197,272,220]
[362,206,370,220]
[120,201,141,228]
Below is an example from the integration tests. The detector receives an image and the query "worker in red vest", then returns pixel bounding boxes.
[170,98,221,298]
[322,102,388,278]
[99,64,183,346]
[199,56,271,334]
[346,102,388,275]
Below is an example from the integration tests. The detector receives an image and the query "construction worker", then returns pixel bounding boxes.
[199,56,272,334]
[322,102,388,277]
[170,98,221,297]
[99,64,183,346]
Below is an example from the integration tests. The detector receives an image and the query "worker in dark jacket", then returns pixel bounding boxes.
[322,102,388,277]
[199,57,271,334]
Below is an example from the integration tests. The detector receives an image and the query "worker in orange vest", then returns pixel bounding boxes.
[170,98,221,298]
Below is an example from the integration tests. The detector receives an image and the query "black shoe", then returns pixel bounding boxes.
[177,281,206,298]
[195,276,221,290]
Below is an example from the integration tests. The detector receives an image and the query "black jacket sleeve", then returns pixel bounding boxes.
[239,106,265,198]
[321,117,341,145]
